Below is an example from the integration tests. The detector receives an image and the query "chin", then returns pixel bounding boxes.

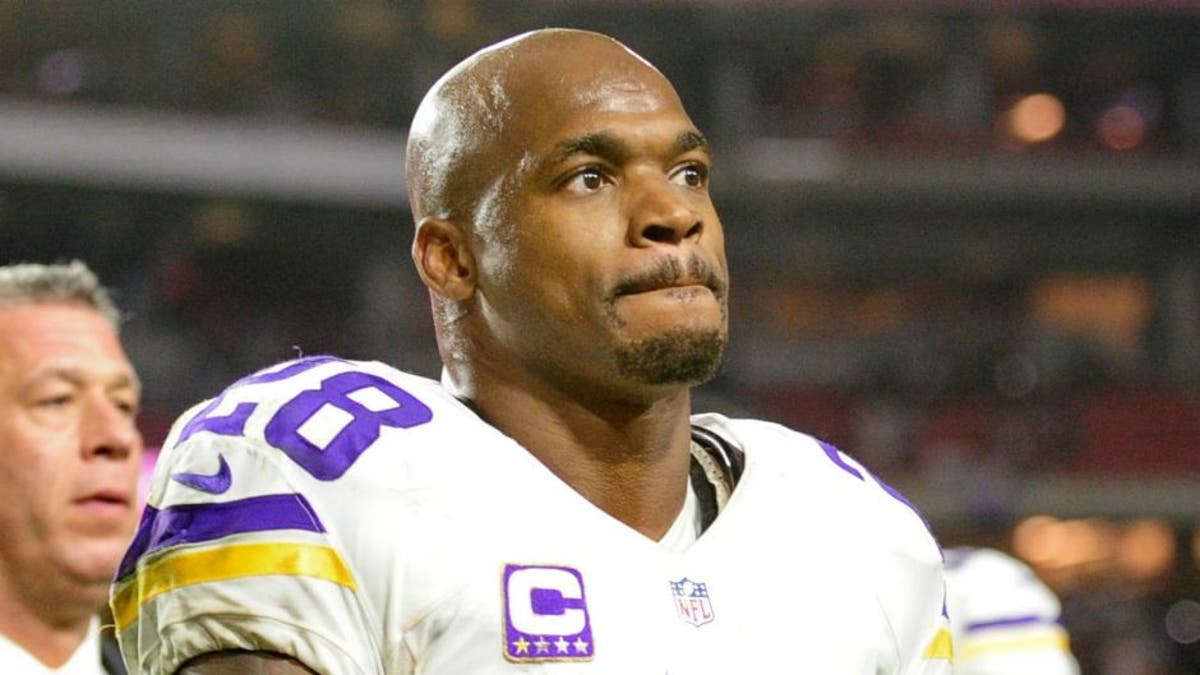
[57,538,130,585]
[614,328,726,385]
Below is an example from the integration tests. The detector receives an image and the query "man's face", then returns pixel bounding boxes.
[0,302,142,607]
[469,50,729,399]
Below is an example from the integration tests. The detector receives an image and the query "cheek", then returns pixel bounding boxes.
[0,418,74,493]
[486,200,625,319]
[0,447,56,535]
[520,251,609,322]
[491,229,584,298]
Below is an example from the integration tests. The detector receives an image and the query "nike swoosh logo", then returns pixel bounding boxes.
[171,454,232,494]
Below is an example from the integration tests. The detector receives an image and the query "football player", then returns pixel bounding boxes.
[112,29,953,674]
[944,547,1080,675]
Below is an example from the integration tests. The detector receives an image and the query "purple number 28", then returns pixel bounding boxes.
[175,357,433,481]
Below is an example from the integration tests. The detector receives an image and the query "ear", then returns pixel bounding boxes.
[412,216,476,301]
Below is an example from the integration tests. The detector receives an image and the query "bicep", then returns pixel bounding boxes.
[176,650,319,674]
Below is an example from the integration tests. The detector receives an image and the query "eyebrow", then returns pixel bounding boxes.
[674,130,711,156]
[546,129,711,168]
[24,366,142,394]
[548,132,628,167]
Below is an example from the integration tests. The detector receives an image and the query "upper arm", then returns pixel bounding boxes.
[112,357,437,674]
[176,650,319,674]
[815,440,953,673]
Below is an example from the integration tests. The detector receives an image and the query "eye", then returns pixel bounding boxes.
[29,393,74,423]
[35,394,72,409]
[670,162,708,188]
[114,398,139,418]
[561,166,611,195]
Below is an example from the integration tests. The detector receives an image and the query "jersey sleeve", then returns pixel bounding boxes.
[110,356,439,675]
[943,547,1080,675]
[831,450,954,675]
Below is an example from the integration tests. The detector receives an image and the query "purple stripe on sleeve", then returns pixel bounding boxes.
[964,614,1060,634]
[117,506,157,581]
[819,440,932,530]
[872,470,933,531]
[115,493,325,580]
[819,440,865,480]
[874,474,923,519]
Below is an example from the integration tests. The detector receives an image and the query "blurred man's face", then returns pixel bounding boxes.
[0,302,142,613]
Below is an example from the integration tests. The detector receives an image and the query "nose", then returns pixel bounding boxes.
[626,173,703,246]
[81,395,141,462]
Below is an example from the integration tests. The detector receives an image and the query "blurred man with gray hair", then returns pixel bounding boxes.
[0,261,142,674]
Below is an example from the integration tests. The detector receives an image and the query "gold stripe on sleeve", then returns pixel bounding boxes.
[922,627,955,660]
[957,629,1070,662]
[112,541,356,630]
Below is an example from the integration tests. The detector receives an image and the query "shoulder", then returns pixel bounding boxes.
[141,355,501,533]
[155,356,481,484]
[166,355,452,430]
[115,357,463,674]
[944,547,1062,619]
[943,548,1078,673]
[694,414,951,668]
[945,546,1034,578]
[690,413,841,476]
[693,414,929,523]
[694,413,941,562]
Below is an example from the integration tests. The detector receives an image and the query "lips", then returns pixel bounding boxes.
[613,256,724,298]
[75,488,132,510]
[617,277,713,296]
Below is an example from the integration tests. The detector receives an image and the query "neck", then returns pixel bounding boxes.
[461,370,695,540]
[0,564,100,667]
[0,601,93,668]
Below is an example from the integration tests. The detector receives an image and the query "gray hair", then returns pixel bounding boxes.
[0,260,121,328]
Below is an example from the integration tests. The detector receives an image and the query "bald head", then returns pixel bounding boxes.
[405,29,683,229]
[407,28,726,399]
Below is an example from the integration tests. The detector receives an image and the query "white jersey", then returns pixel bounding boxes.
[943,547,1079,675]
[112,357,952,675]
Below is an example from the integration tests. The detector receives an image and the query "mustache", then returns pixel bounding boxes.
[611,256,726,298]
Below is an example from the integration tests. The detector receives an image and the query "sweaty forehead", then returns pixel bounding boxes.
[502,38,679,123]
[417,32,671,134]
[479,38,690,167]
[407,30,689,220]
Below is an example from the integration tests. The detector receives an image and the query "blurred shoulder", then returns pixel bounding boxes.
[944,546,1062,617]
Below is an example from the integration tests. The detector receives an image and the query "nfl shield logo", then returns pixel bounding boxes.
[669,577,714,626]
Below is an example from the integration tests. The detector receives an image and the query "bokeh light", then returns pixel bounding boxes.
[1097,105,1146,150]
[1013,515,1063,566]
[1116,518,1176,582]
[1164,599,1200,645]
[1014,516,1178,589]
[1005,93,1066,143]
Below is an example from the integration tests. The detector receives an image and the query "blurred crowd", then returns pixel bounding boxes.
[1,1,1199,154]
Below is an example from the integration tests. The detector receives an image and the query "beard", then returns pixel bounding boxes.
[613,327,727,385]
